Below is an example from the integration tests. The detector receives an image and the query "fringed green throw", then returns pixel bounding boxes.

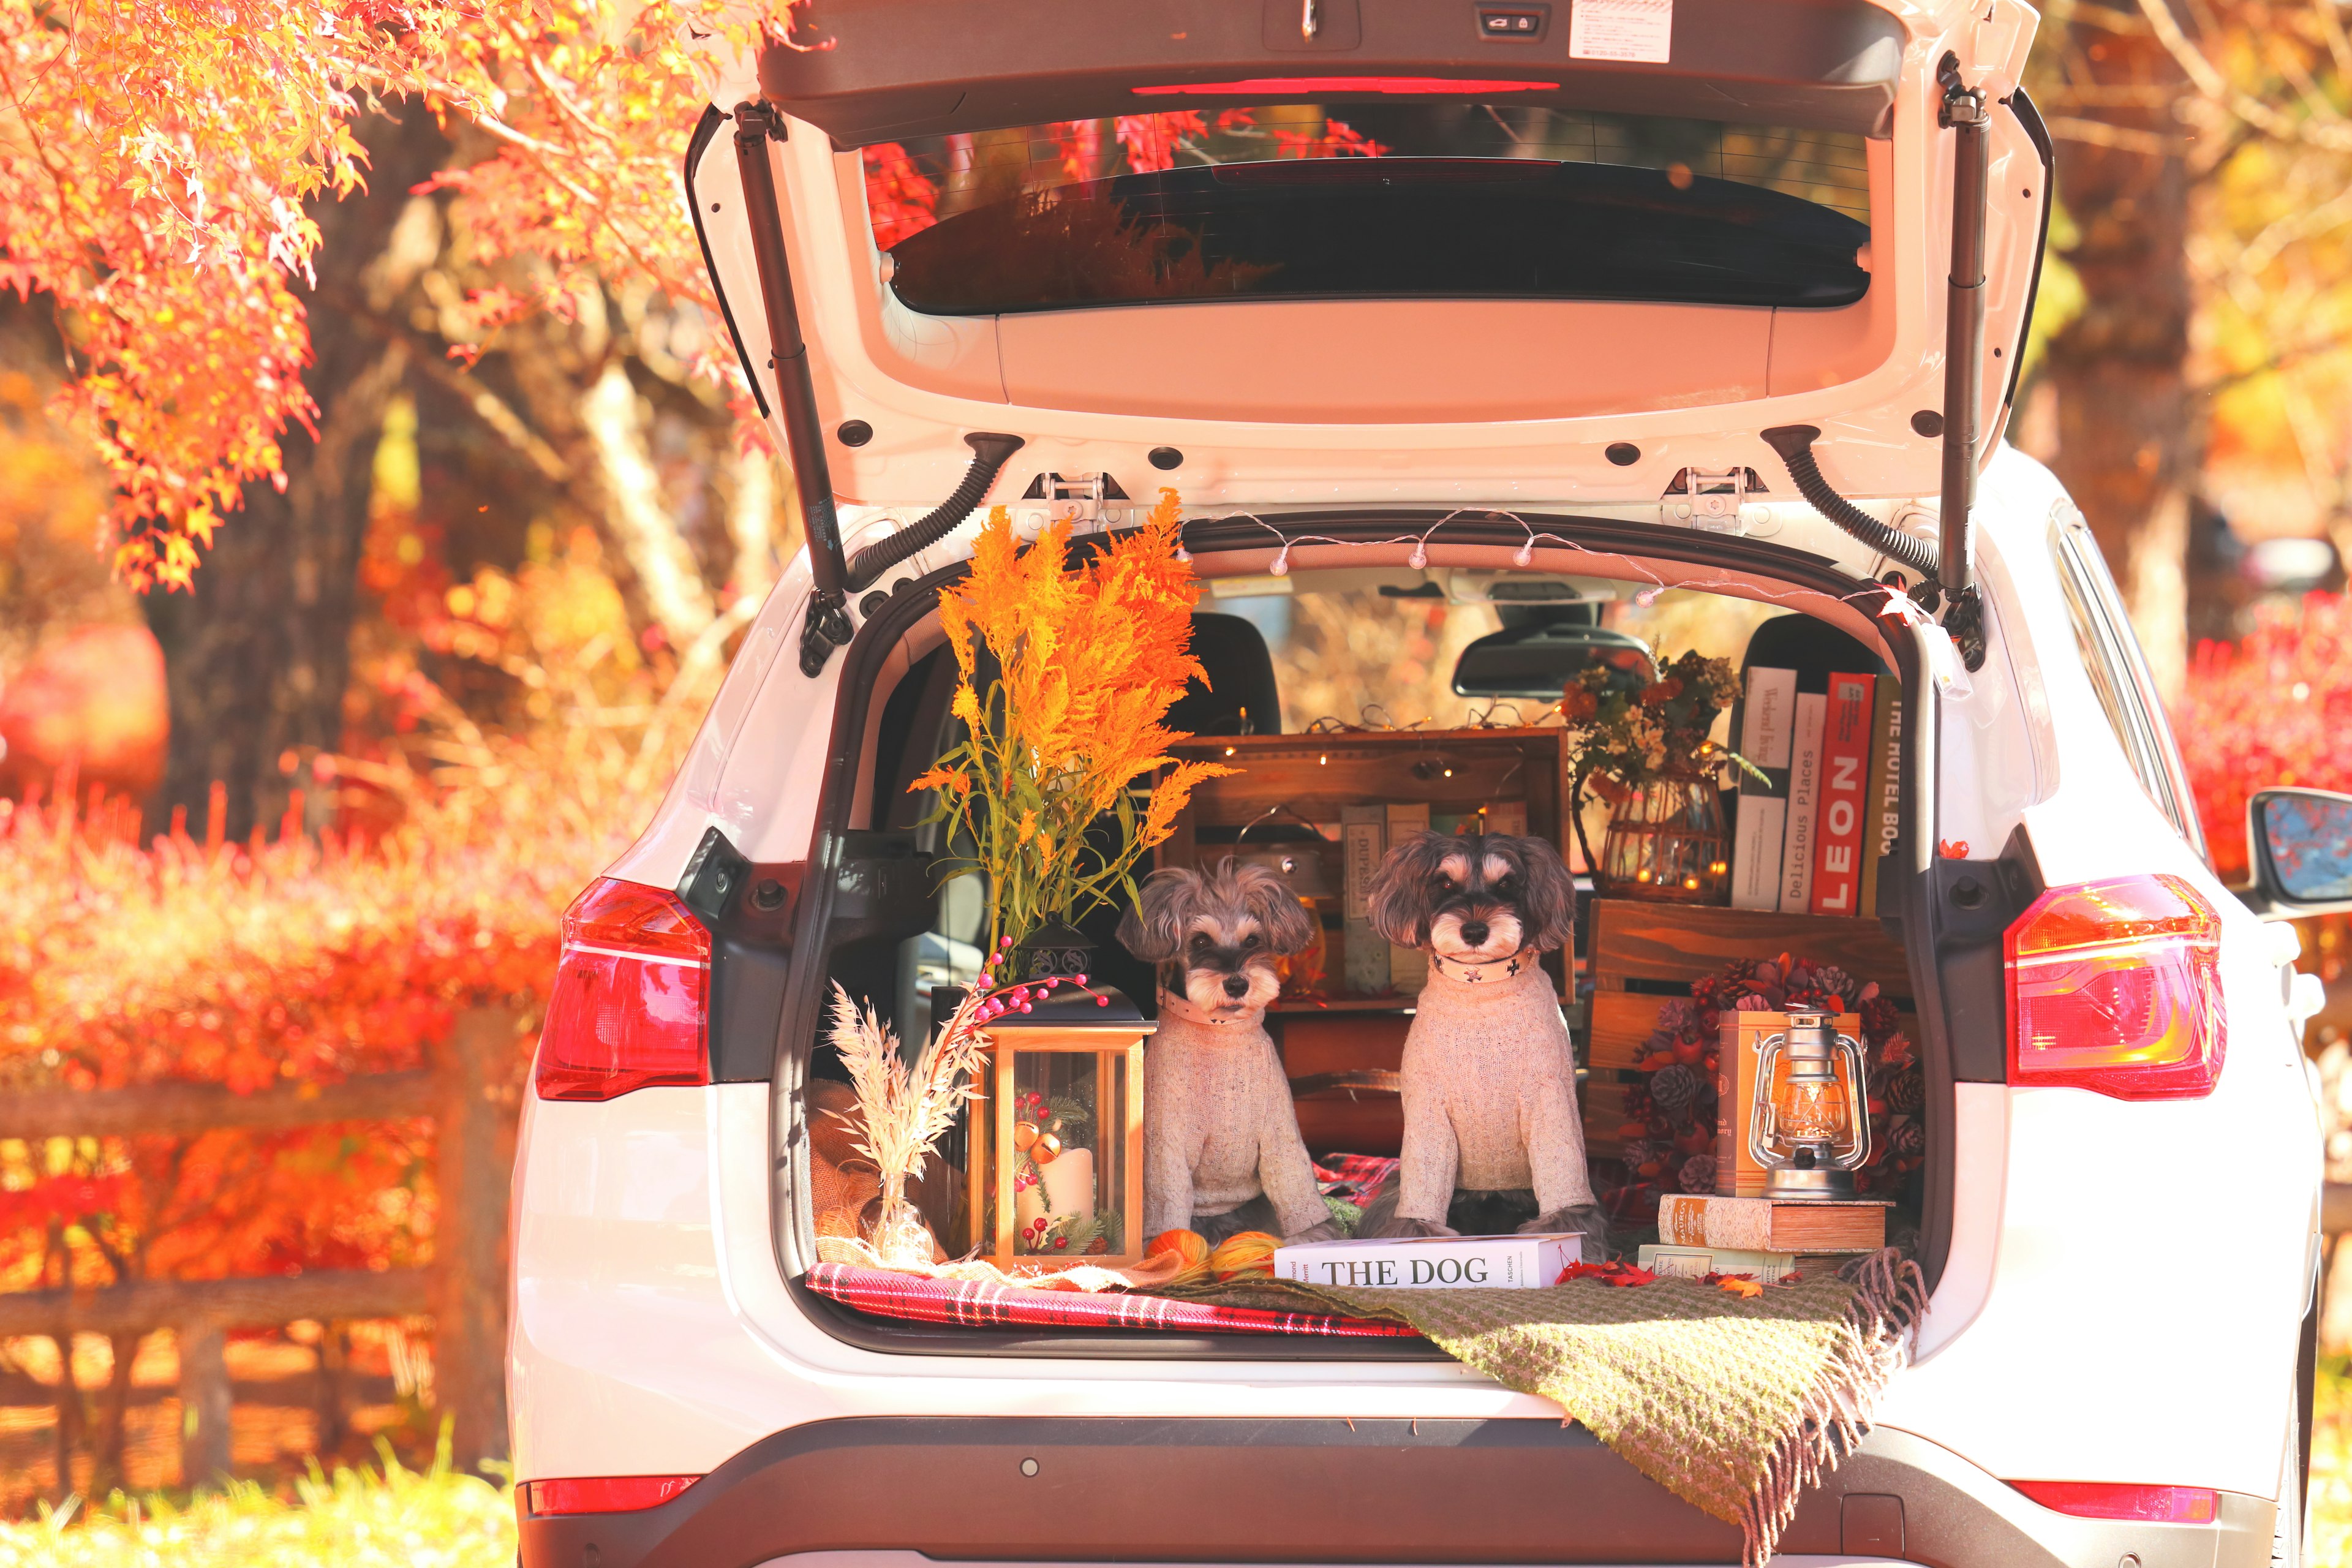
[1180,1250,1924,1567]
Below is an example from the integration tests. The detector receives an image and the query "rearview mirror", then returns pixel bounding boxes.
[1452,624,1655,699]
[2245,787,2352,917]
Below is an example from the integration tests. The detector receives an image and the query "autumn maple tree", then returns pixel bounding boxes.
[0,0,774,592]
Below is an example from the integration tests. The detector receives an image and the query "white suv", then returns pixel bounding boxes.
[506,3,2334,1564]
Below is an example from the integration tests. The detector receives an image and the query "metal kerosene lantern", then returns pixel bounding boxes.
[962,982,1150,1271]
[1744,1009,1871,1200]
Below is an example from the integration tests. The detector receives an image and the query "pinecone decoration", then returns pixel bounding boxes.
[1677,1153,1717,1194]
[1885,1065,1926,1115]
[1890,1118,1926,1159]
[1650,1063,1702,1115]
[1619,1139,1659,1174]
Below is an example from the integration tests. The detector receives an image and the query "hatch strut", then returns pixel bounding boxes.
[1936,52,1989,669]
[1761,56,1990,670]
[733,100,855,678]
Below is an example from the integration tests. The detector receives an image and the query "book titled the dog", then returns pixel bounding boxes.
[1275,1232,1580,1289]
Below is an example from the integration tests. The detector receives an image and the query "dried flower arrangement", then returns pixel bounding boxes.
[1556,649,1755,870]
[825,980,997,1267]
[908,490,1234,953]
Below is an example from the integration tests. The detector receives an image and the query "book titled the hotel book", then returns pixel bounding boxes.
[1274,1232,1583,1289]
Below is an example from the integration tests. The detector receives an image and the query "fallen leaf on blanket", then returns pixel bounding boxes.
[1717,1277,1764,1299]
[1558,1260,1656,1287]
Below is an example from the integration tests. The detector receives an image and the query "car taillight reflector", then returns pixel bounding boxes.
[1133,77,1559,96]
[2005,873,2225,1100]
[2010,1480,2217,1523]
[532,878,709,1102]
[525,1475,703,1515]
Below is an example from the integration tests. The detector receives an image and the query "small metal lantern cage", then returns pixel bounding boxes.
[1743,1009,1872,1200]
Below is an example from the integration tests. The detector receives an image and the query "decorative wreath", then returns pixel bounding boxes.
[1599,954,1928,1221]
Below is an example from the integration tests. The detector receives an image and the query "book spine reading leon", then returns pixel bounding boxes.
[1730,667,1796,911]
[1808,671,1876,917]
[1386,802,1432,995]
[1778,691,1826,913]
[1857,681,1903,920]
[1341,805,1389,996]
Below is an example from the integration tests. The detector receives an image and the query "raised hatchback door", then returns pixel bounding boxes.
[688,0,2044,516]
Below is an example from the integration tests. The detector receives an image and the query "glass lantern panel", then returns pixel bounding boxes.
[1008,1050,1128,1259]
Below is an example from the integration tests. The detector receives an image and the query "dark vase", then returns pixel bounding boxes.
[1012,921,1094,982]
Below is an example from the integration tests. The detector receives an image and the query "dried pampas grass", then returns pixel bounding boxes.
[827,981,992,1265]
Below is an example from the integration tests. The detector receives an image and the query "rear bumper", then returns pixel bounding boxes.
[514,1416,2274,1568]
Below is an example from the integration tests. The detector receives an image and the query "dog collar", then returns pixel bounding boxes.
[1157,989,1262,1028]
[1426,947,1541,985]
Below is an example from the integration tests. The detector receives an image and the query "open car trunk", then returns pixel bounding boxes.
[763,517,1986,1356]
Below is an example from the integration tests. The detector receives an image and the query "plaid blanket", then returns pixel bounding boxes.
[1313,1152,1398,1199]
[805,1262,1419,1338]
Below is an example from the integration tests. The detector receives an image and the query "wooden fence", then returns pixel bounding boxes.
[0,1006,522,1485]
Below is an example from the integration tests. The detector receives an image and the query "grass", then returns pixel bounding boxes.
[2317,1355,2352,1564]
[0,1445,513,1568]
[0,1371,2344,1564]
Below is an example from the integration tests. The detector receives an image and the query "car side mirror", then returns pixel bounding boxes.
[2244,786,2352,918]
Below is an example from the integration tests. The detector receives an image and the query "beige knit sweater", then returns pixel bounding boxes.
[1143,992,1329,1239]
[1395,949,1595,1227]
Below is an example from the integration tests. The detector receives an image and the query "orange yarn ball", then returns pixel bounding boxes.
[1147,1229,1210,1268]
[1209,1231,1280,1281]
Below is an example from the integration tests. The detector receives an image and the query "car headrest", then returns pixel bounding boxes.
[1169,612,1283,736]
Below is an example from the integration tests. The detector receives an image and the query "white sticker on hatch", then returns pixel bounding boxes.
[1569,0,1672,62]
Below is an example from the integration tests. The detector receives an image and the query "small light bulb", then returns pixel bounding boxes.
[1442,766,1453,778]
[1513,543,1534,567]
[1224,745,1237,756]
[1319,754,1328,766]
[1408,544,1429,570]
[1269,551,1291,576]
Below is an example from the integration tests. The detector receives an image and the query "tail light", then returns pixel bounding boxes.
[2005,873,2225,1100]
[533,878,709,1102]
[2010,1480,2217,1524]
[524,1475,702,1515]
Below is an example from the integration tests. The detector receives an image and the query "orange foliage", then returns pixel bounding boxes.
[911,492,1233,949]
[0,0,780,588]
[2175,591,2352,881]
[0,499,708,1297]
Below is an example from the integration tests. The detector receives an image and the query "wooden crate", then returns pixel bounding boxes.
[1580,899,1913,1155]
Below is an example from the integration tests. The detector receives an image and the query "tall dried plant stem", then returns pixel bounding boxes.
[826,982,993,1265]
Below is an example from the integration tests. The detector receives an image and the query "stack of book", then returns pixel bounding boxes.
[1730,665,1903,917]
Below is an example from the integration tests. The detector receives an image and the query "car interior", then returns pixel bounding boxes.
[816,559,1928,1273]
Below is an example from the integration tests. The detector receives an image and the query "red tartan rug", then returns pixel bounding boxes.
[804,1262,1420,1338]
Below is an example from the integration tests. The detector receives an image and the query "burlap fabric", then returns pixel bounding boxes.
[1161,1249,1925,1567]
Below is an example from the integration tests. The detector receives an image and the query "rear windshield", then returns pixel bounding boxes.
[862,105,1871,315]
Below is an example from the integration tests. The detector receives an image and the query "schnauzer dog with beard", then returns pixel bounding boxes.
[1118,861,1341,1246]
[1355,831,1606,1257]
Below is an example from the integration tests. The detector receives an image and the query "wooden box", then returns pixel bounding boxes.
[1581,899,1912,1157]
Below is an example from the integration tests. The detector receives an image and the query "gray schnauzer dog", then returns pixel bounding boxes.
[1355,831,1607,1259]
[1118,860,1341,1246]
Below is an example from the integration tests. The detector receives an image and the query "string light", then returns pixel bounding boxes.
[1184,508,1928,625]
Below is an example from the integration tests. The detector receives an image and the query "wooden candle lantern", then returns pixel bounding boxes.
[966,1015,1150,1272]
